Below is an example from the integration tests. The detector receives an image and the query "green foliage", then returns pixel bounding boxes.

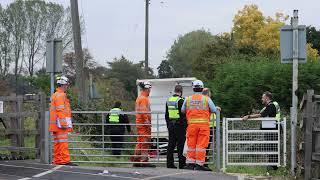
[210,58,320,117]
[167,29,215,77]
[157,60,173,78]
[106,56,153,98]
[192,33,235,81]
[306,26,320,53]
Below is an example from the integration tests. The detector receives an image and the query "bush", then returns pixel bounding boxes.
[209,58,320,117]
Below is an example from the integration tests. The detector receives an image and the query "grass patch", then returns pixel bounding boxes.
[226,166,290,176]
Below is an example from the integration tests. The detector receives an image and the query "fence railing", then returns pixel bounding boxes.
[223,117,286,171]
[47,111,221,169]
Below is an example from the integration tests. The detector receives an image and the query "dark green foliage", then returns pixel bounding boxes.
[167,29,215,77]
[306,26,320,53]
[157,60,173,78]
[210,58,320,117]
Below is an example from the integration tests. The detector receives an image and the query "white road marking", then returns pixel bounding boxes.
[32,165,63,177]
[142,171,196,180]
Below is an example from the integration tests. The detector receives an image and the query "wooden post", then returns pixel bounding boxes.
[17,95,24,148]
[304,90,314,180]
[9,93,18,156]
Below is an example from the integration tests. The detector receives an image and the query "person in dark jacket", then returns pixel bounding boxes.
[165,85,187,169]
[106,101,131,155]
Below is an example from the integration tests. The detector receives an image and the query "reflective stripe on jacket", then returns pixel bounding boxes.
[109,108,121,123]
[185,94,210,124]
[49,87,72,132]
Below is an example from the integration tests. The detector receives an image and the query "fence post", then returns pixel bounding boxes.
[211,114,215,167]
[216,110,221,171]
[304,90,314,180]
[17,95,24,148]
[283,117,287,167]
[222,117,226,172]
[156,113,160,164]
[39,92,49,163]
[102,113,105,155]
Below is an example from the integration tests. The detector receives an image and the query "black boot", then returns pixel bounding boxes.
[194,164,212,171]
[183,163,195,170]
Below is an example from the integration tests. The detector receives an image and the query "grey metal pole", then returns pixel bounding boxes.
[216,111,221,171]
[145,0,149,72]
[211,115,215,167]
[156,113,160,164]
[291,9,299,176]
[49,40,55,164]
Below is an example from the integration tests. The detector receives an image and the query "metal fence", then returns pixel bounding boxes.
[48,111,221,169]
[222,117,286,171]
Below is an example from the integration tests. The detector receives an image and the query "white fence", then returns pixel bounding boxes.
[223,118,286,171]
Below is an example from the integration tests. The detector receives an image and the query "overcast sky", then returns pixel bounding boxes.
[1,0,320,71]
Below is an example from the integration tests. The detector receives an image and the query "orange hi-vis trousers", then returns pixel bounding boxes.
[186,124,210,166]
[52,132,70,165]
[134,125,151,161]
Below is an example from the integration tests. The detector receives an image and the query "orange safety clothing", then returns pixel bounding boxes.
[49,87,73,132]
[133,91,151,161]
[49,87,73,165]
[185,94,210,166]
[52,131,71,165]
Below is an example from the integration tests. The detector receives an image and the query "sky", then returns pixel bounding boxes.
[1,0,320,72]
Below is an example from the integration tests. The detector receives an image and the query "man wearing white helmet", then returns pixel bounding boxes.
[131,81,156,167]
[49,75,76,166]
[181,80,221,171]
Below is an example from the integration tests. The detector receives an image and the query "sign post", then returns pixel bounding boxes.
[280,10,307,175]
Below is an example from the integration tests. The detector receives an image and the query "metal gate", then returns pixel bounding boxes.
[223,117,286,171]
[48,111,222,170]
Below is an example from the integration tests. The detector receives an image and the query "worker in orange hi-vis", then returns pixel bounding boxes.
[181,80,221,171]
[49,75,77,166]
[130,81,156,167]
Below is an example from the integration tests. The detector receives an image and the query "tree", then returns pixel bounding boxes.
[0,4,12,77]
[232,4,265,54]
[106,56,151,98]
[157,60,173,78]
[6,0,26,80]
[192,33,235,81]
[166,29,215,77]
[306,26,320,53]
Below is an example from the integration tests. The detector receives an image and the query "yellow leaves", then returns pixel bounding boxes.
[233,5,265,48]
[307,43,319,61]
[233,4,288,54]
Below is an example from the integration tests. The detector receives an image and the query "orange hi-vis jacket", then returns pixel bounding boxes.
[185,94,210,124]
[135,91,151,124]
[49,87,73,132]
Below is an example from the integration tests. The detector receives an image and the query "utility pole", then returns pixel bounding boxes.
[70,0,87,105]
[291,9,299,175]
[145,0,149,73]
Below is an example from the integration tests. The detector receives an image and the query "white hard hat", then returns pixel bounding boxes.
[192,80,204,89]
[56,75,69,85]
[143,81,152,89]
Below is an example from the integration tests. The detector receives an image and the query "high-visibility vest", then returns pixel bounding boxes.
[167,96,182,120]
[260,101,281,121]
[273,101,281,121]
[185,94,210,124]
[109,108,122,123]
[210,113,216,128]
[49,87,73,132]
